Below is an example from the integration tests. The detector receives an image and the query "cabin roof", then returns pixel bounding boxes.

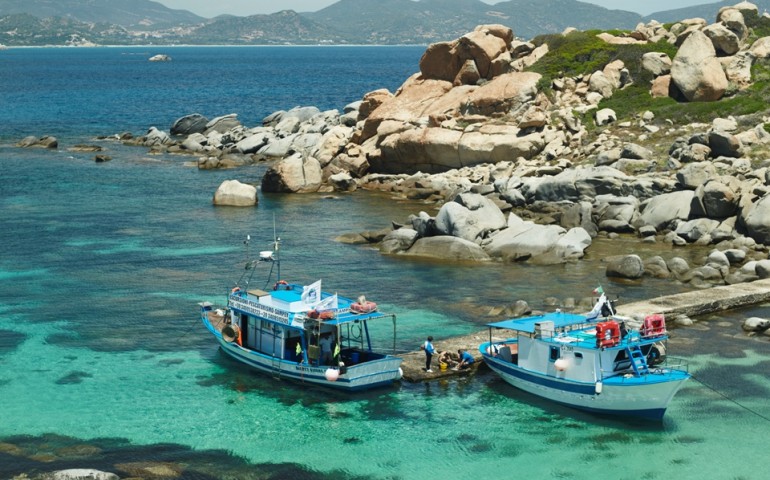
[486,311,590,333]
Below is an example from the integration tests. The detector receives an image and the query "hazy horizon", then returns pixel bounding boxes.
[157,0,718,19]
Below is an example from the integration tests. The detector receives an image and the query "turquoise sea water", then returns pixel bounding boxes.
[1,46,770,479]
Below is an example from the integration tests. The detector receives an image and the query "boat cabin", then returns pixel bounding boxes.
[487,311,667,382]
[226,283,395,367]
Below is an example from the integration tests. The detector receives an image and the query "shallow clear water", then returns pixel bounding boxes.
[1,46,770,479]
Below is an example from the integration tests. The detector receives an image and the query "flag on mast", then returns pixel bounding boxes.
[301,280,322,305]
[316,293,338,311]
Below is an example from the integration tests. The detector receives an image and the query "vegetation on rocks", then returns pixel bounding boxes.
[530,30,677,90]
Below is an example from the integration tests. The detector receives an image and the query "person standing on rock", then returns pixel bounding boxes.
[422,336,436,373]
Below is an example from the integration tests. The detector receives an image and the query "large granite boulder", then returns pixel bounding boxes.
[525,167,631,203]
[594,195,640,233]
[261,153,322,193]
[750,36,770,58]
[142,127,172,147]
[360,75,454,142]
[16,135,58,149]
[170,113,209,136]
[462,71,541,116]
[419,24,513,83]
[639,191,695,230]
[404,236,491,261]
[605,254,644,279]
[693,178,740,218]
[315,125,354,166]
[359,89,394,119]
[213,180,257,206]
[434,192,507,242]
[482,215,591,264]
[671,30,728,102]
[718,7,748,40]
[641,52,672,76]
[703,23,741,55]
[374,125,545,174]
[264,106,321,127]
[677,161,717,188]
[235,132,269,154]
[419,41,463,82]
[454,28,508,80]
[257,134,296,158]
[204,114,241,135]
[380,228,419,254]
[740,194,770,244]
[708,130,742,157]
[675,218,721,242]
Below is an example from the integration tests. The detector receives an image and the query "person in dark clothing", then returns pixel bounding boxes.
[422,336,435,372]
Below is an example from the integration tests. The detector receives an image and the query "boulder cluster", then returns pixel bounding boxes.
[119,3,770,287]
[17,2,770,291]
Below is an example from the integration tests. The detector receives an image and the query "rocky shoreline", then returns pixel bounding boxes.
[9,4,770,478]
[16,3,770,293]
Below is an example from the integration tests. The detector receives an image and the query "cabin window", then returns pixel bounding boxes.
[549,346,560,362]
[574,352,583,359]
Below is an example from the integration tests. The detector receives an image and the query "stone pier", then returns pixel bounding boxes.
[401,279,770,382]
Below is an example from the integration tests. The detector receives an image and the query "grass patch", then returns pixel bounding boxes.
[531,27,770,125]
[528,30,678,95]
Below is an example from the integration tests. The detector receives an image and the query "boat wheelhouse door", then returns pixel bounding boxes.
[239,314,249,346]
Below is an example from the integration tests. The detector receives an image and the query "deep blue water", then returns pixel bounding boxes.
[0,45,425,141]
[1,46,770,479]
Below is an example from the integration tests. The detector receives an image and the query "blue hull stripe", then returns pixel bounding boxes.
[213,333,399,391]
[201,309,399,392]
[484,355,596,395]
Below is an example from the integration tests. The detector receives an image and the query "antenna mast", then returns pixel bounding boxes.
[273,217,281,281]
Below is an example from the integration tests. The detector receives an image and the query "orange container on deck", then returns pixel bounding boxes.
[596,320,620,348]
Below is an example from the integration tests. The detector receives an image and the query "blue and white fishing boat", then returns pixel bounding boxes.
[480,292,690,420]
[200,236,403,391]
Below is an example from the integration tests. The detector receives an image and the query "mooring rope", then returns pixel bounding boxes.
[690,374,770,424]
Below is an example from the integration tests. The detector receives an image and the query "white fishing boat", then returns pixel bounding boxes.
[200,236,403,391]
[480,290,690,420]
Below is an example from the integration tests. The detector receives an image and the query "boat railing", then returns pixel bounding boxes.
[654,356,689,374]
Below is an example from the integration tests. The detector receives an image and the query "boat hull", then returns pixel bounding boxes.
[483,352,689,421]
[215,336,403,391]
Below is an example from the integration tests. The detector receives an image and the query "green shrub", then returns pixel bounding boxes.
[527,31,677,92]
[531,28,770,126]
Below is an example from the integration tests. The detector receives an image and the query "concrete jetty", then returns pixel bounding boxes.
[401,279,770,382]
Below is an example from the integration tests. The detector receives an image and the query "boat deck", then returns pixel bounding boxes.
[205,310,227,332]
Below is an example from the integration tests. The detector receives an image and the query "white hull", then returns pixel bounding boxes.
[217,335,402,391]
[485,355,688,420]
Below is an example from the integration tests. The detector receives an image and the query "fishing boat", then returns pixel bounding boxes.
[199,236,403,391]
[479,291,690,420]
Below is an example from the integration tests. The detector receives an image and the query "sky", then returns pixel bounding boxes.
[156,1,716,19]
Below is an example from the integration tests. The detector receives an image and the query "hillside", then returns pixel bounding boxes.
[646,0,770,23]
[0,0,202,29]
[3,0,766,46]
[185,10,346,45]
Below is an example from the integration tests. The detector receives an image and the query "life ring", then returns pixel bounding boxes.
[350,301,377,314]
[308,309,334,320]
[273,280,289,291]
[222,324,240,343]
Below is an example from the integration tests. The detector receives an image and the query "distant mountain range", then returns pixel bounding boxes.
[1,0,769,46]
